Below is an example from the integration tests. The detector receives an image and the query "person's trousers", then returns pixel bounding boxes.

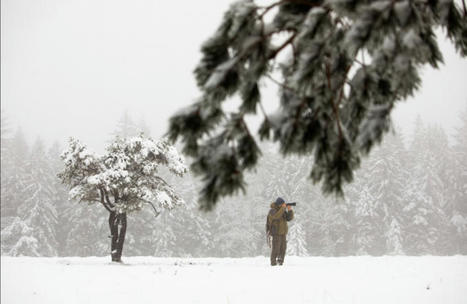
[270,234,287,265]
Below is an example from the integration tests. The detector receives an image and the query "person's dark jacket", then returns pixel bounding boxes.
[266,203,294,235]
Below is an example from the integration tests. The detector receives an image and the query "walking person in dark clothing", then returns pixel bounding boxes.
[266,197,294,266]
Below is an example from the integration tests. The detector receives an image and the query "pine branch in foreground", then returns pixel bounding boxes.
[167,0,467,210]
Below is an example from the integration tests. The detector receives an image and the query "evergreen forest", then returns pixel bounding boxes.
[1,110,466,257]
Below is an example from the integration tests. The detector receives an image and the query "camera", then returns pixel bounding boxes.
[286,202,297,206]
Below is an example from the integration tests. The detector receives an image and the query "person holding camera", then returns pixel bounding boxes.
[266,197,294,266]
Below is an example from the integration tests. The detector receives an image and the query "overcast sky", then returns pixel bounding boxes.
[2,0,467,151]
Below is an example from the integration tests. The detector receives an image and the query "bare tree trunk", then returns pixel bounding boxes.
[109,211,118,261]
[109,211,127,262]
[115,213,127,260]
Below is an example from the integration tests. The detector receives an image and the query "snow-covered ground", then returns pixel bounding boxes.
[2,256,466,304]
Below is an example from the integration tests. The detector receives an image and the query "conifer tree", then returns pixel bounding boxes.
[0,111,12,217]
[112,111,140,139]
[20,139,59,256]
[450,106,467,253]
[424,125,457,254]
[262,153,312,204]
[168,176,213,257]
[0,109,11,156]
[60,203,108,256]
[366,131,408,254]
[352,185,380,255]
[2,138,59,256]
[123,208,159,256]
[1,128,29,217]
[167,0,467,209]
[403,122,448,254]
[152,215,178,257]
[312,198,350,256]
[209,196,256,257]
[46,142,72,254]
[1,125,34,255]
[138,116,152,137]
[1,217,38,256]
[287,218,309,256]
[386,217,404,255]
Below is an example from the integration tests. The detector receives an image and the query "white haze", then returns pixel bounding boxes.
[1,0,467,150]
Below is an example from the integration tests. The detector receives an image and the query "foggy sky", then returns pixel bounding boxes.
[2,0,467,151]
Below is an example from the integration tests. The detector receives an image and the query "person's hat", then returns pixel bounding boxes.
[275,197,285,206]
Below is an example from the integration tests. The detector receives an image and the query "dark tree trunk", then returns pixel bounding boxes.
[108,211,127,262]
[115,213,127,259]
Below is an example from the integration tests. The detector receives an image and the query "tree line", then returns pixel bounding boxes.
[1,110,466,257]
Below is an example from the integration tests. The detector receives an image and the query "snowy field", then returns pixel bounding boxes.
[2,256,466,304]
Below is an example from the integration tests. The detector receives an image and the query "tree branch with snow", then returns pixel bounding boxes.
[167,0,467,210]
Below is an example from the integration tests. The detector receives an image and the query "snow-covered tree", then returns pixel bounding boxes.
[352,185,380,255]
[112,111,141,139]
[403,122,450,254]
[152,218,177,257]
[1,217,38,256]
[0,111,13,217]
[2,138,59,256]
[386,218,404,255]
[167,0,467,209]
[167,175,213,257]
[287,218,309,256]
[1,109,11,156]
[58,135,187,262]
[450,106,467,253]
[137,116,152,137]
[1,128,29,217]
[1,125,32,256]
[19,138,59,256]
[209,196,259,257]
[311,198,351,256]
[60,203,108,256]
[125,171,213,257]
[262,151,312,205]
[46,141,72,254]
[423,125,458,254]
[365,131,408,254]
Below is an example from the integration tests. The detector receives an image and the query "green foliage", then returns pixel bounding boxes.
[167,0,467,210]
